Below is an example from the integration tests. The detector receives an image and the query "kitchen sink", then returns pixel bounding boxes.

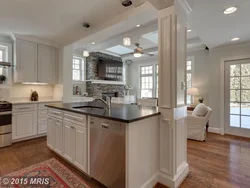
[73,106,104,110]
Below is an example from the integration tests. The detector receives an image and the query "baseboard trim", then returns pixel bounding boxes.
[158,162,189,188]
[208,127,221,134]
[13,134,46,143]
[140,174,159,188]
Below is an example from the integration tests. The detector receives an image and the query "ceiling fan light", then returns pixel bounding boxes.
[83,50,89,57]
[134,52,142,58]
[123,37,131,46]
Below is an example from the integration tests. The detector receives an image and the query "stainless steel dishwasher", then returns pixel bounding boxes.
[90,116,126,188]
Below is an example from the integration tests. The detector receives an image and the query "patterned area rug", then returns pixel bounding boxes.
[0,158,90,188]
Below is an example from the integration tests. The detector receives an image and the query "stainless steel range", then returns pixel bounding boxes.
[0,101,12,148]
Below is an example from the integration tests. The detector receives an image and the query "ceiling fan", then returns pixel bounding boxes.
[131,43,154,58]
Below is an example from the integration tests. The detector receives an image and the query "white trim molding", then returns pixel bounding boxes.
[208,127,221,134]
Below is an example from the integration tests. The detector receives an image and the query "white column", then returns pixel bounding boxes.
[157,3,189,188]
[62,44,73,103]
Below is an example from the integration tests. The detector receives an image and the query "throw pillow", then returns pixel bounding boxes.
[192,103,208,117]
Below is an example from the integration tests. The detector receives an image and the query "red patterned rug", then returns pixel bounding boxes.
[0,158,90,188]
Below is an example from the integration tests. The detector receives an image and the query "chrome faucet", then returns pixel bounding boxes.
[94,95,111,109]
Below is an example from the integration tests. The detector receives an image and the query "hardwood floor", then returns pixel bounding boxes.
[0,137,105,188]
[181,133,250,188]
[0,133,250,188]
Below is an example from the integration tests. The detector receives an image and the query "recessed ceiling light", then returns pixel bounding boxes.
[136,24,141,27]
[223,7,237,14]
[231,37,240,41]
[187,29,192,32]
[92,42,95,45]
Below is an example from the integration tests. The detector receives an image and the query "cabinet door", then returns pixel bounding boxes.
[55,119,63,155]
[47,117,56,149]
[16,40,37,83]
[63,121,74,162]
[38,45,56,84]
[73,124,88,173]
[12,111,35,140]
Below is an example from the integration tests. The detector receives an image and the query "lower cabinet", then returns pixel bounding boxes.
[12,110,37,140]
[47,108,88,174]
[63,121,87,172]
[47,116,56,149]
[47,116,63,156]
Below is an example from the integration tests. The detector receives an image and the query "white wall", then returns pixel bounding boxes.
[187,43,250,131]
[127,42,250,131]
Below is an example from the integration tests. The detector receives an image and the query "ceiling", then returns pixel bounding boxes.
[187,0,250,48]
[0,0,147,45]
[74,19,205,60]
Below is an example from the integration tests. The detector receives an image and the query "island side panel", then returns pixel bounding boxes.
[126,115,160,188]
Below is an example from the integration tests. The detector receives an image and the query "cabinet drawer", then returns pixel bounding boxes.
[48,109,62,119]
[13,104,36,112]
[64,112,86,126]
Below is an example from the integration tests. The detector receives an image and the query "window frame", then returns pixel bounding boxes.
[186,57,194,104]
[72,56,85,82]
[139,64,158,98]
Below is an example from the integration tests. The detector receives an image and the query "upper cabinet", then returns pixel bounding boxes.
[16,40,38,83]
[38,45,56,84]
[14,38,58,84]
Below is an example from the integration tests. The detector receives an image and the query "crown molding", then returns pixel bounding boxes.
[177,0,192,15]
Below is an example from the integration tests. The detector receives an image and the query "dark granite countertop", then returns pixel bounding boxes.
[46,101,160,123]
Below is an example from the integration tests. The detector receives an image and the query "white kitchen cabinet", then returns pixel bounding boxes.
[73,124,87,172]
[55,119,63,155]
[47,116,56,149]
[63,122,87,172]
[14,38,58,84]
[38,45,57,84]
[12,110,37,140]
[15,40,37,83]
[63,121,74,162]
[48,108,88,173]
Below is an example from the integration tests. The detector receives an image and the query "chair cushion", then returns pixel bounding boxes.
[192,103,208,117]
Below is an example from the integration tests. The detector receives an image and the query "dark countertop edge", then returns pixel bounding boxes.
[46,105,160,123]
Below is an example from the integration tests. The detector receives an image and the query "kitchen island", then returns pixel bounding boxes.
[46,102,160,188]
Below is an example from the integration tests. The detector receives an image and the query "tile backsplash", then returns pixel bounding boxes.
[0,84,63,101]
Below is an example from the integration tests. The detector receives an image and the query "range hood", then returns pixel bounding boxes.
[0,62,11,67]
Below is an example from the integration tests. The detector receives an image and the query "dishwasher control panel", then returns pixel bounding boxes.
[89,116,126,133]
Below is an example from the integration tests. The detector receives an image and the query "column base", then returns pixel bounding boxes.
[140,162,189,188]
[158,162,189,188]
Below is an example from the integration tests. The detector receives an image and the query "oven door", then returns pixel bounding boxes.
[0,111,12,147]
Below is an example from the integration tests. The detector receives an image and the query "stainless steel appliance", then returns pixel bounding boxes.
[90,116,126,188]
[0,101,12,148]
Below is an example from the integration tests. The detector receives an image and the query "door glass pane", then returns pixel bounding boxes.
[230,115,240,127]
[241,90,250,102]
[241,77,250,89]
[241,103,250,116]
[230,90,240,102]
[230,64,240,76]
[230,103,240,114]
[241,64,250,76]
[230,77,240,89]
[241,116,250,129]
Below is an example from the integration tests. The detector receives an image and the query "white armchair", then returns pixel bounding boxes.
[187,107,212,141]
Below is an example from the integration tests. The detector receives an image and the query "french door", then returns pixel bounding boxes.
[225,59,250,137]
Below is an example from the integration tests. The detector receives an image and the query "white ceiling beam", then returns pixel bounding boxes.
[148,0,174,10]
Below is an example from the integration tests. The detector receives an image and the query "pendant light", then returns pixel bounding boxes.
[123,37,131,46]
[83,50,89,57]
